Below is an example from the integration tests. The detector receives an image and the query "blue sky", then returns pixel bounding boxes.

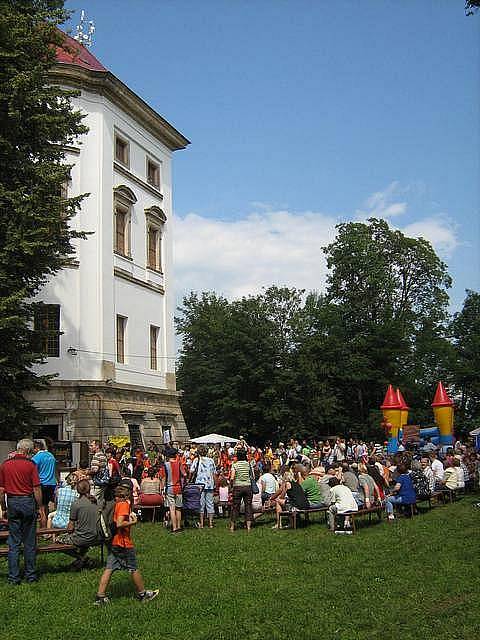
[65,1,479,310]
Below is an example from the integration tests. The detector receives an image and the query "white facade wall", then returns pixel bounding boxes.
[33,88,176,390]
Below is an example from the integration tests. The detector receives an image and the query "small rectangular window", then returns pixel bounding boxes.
[116,315,127,363]
[150,325,159,370]
[147,159,160,188]
[147,227,158,270]
[115,207,128,256]
[34,304,60,357]
[115,135,129,166]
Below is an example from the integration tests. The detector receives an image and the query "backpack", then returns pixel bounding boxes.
[410,470,430,500]
[97,500,116,542]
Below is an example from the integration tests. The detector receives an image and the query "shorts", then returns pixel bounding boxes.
[106,546,138,572]
[165,493,183,509]
[41,485,56,506]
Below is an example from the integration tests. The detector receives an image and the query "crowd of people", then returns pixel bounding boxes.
[73,434,479,534]
[0,434,478,599]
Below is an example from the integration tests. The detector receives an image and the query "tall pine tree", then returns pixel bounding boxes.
[0,1,87,437]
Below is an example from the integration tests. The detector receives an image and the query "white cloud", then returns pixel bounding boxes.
[357,181,407,219]
[401,216,459,258]
[173,209,337,300]
[173,189,460,302]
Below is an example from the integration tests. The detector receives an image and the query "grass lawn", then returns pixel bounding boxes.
[1,497,479,640]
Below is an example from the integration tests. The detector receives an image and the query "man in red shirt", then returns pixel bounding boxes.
[0,439,42,584]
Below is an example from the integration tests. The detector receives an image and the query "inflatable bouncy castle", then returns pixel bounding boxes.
[381,381,454,454]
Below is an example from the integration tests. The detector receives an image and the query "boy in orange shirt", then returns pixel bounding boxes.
[94,485,159,605]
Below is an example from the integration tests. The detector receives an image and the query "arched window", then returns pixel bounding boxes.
[114,186,137,257]
[145,206,166,272]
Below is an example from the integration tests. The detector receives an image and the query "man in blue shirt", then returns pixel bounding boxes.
[32,440,57,527]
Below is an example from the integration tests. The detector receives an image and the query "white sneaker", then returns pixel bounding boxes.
[388,514,395,520]
[137,589,159,602]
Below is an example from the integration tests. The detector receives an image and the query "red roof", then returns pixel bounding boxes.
[396,388,409,410]
[55,32,107,72]
[431,381,454,407]
[380,384,402,410]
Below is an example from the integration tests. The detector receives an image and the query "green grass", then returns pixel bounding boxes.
[1,498,479,640]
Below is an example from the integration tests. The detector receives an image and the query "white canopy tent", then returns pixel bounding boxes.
[189,433,239,445]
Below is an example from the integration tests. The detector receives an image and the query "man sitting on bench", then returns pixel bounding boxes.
[57,479,100,569]
[327,478,358,532]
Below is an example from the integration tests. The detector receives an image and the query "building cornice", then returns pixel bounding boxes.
[47,379,183,399]
[49,64,190,152]
[114,266,165,294]
[114,162,164,200]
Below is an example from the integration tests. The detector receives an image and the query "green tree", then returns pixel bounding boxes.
[450,290,480,430]
[176,287,306,442]
[175,292,232,436]
[465,1,480,15]
[322,218,452,432]
[0,1,87,437]
[292,293,346,437]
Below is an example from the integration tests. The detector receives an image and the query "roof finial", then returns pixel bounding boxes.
[73,10,95,48]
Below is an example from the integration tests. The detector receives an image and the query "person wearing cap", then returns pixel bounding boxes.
[0,438,42,584]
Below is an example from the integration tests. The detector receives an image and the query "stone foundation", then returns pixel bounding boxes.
[25,380,189,446]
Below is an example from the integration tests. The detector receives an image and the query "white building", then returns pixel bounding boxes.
[26,35,190,450]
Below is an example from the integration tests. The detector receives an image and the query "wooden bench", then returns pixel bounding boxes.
[0,543,76,558]
[0,526,105,563]
[416,491,444,510]
[253,505,275,523]
[0,527,67,541]
[339,505,383,534]
[279,506,329,530]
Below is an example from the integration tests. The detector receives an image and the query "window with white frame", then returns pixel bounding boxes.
[114,185,137,257]
[145,206,166,272]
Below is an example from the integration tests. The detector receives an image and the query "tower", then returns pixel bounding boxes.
[25,34,190,450]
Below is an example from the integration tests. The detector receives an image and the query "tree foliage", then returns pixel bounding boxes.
[322,218,453,430]
[450,290,480,429]
[0,0,87,437]
[465,1,480,16]
[176,219,460,443]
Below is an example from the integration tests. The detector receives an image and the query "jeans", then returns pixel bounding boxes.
[200,489,215,515]
[7,495,37,582]
[385,495,404,514]
[231,486,253,523]
[352,491,364,507]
